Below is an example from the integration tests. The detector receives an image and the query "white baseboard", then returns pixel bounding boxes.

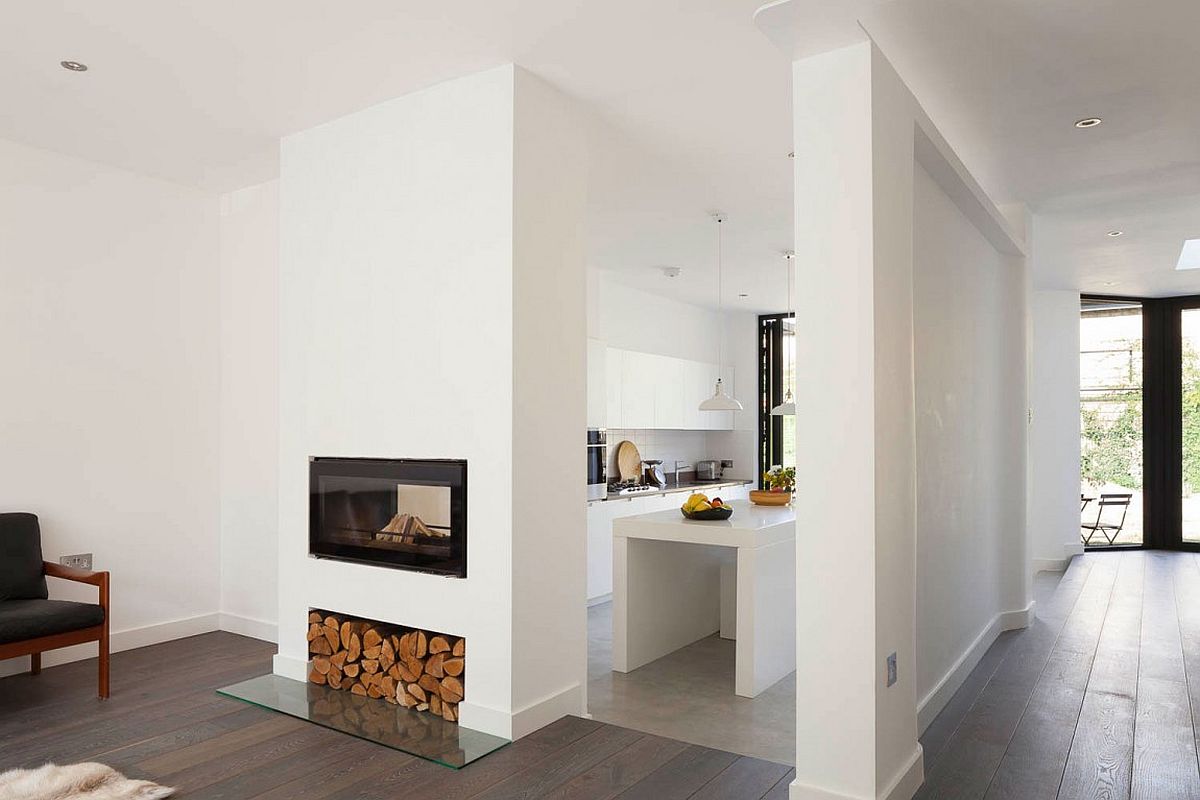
[511,681,585,739]
[587,593,613,608]
[272,653,308,682]
[0,612,220,678]
[880,745,924,800]
[218,612,278,643]
[788,780,863,800]
[917,601,1034,732]
[1036,542,1084,574]
[785,747,923,800]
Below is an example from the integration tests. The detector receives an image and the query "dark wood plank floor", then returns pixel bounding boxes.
[918,551,1200,800]
[0,632,793,799]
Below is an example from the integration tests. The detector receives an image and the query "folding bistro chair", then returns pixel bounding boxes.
[1081,493,1132,545]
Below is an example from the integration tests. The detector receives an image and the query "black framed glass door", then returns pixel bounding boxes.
[1090,294,1200,551]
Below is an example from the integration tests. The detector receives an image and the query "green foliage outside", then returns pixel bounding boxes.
[1081,343,1200,495]
[1080,399,1142,490]
[1183,343,1200,495]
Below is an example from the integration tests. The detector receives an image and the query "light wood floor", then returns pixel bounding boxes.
[918,550,1200,800]
[0,632,794,799]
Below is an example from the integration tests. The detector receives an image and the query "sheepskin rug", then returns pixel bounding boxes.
[0,763,173,800]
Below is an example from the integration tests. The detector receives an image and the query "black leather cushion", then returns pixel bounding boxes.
[0,599,105,644]
[0,513,48,601]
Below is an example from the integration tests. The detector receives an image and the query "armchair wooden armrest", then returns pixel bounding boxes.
[37,561,110,697]
[44,561,109,588]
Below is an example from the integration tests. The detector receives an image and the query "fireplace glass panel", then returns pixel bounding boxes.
[310,458,466,577]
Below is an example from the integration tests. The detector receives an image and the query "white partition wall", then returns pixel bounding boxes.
[274,65,587,740]
[787,40,1029,800]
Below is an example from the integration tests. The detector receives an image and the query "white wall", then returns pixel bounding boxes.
[789,41,1028,800]
[912,161,1028,731]
[218,179,280,641]
[274,65,585,739]
[1028,289,1082,571]
[0,138,222,674]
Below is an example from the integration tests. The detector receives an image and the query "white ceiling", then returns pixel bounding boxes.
[0,1,794,312]
[853,0,1200,297]
[7,1,1197,306]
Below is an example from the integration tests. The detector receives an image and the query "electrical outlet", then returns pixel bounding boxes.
[886,652,898,687]
[60,553,92,571]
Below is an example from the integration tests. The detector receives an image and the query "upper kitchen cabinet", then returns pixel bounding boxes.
[653,356,684,428]
[587,338,607,428]
[600,346,734,431]
[620,350,658,428]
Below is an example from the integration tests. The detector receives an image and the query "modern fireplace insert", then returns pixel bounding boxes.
[309,457,466,577]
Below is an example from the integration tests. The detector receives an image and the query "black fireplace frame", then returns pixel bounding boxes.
[309,457,467,578]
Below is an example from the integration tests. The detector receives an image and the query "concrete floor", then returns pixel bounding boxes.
[586,601,796,766]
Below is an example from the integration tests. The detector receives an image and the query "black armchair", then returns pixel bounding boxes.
[0,513,110,698]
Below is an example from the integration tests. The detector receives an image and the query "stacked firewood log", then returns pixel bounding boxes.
[307,612,464,722]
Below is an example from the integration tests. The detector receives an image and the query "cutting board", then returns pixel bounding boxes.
[615,440,642,481]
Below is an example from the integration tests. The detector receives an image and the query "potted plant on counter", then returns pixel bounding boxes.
[750,466,795,506]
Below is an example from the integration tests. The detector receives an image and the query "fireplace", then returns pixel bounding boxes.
[309,457,466,577]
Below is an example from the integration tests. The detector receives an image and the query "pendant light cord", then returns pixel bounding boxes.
[717,215,724,373]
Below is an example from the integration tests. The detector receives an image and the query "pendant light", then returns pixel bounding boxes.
[700,213,744,412]
[771,250,796,416]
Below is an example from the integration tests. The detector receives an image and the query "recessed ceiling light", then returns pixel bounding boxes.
[738,293,749,298]
[661,266,682,278]
[60,60,88,72]
[1107,230,1123,237]
[1075,117,1102,129]
[1177,239,1200,271]
[1103,281,1119,287]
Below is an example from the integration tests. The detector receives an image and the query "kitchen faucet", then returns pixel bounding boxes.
[673,460,687,487]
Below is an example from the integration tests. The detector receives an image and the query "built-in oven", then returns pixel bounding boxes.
[587,429,607,500]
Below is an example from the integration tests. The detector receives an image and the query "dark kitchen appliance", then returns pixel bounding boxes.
[696,460,722,481]
[644,460,667,488]
[587,429,608,500]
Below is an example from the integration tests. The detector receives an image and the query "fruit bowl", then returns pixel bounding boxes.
[681,506,734,521]
[749,489,792,506]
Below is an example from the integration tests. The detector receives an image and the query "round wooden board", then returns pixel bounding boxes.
[615,440,642,481]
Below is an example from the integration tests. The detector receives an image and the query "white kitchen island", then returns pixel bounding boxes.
[612,500,796,698]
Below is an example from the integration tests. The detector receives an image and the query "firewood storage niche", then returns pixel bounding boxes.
[308,610,465,724]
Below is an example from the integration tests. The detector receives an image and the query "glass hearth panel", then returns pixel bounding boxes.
[217,674,508,769]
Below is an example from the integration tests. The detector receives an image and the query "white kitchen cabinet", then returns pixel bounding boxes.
[604,345,735,431]
[586,338,607,428]
[605,347,623,428]
[621,350,658,428]
[653,355,684,429]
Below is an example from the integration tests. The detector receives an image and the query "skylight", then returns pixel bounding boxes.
[1178,239,1200,271]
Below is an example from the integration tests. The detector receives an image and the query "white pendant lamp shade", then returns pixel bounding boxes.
[771,250,796,416]
[700,377,744,411]
[770,388,795,416]
[700,213,743,412]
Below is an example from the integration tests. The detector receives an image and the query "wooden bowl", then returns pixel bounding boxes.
[680,506,734,521]
[749,490,792,506]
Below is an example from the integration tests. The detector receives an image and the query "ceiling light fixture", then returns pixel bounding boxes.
[771,251,796,416]
[1103,281,1119,287]
[60,60,88,72]
[1074,117,1102,129]
[699,214,743,413]
[1107,230,1124,237]
[661,266,682,278]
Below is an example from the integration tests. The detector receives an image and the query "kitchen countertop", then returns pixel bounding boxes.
[591,478,753,504]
